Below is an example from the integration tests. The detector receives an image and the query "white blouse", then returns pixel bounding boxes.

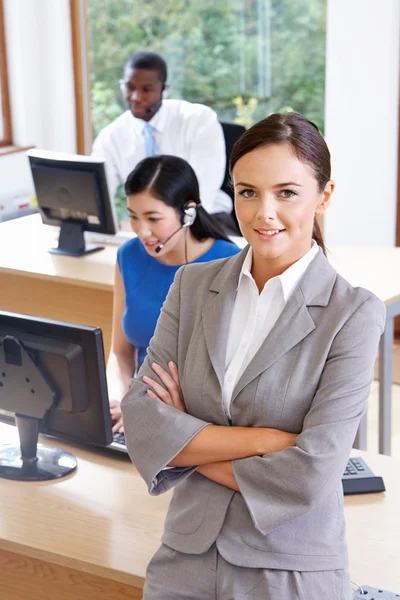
[222,241,319,418]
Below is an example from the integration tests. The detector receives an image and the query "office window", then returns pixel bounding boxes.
[0,84,3,141]
[0,0,12,146]
[87,0,327,138]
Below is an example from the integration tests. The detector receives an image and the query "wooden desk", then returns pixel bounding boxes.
[1,215,399,454]
[0,423,170,599]
[345,450,400,593]
[327,247,400,455]
[0,214,116,358]
[0,424,399,598]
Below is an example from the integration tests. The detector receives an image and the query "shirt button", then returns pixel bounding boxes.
[227,375,233,382]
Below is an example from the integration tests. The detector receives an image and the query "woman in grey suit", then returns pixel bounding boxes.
[121,113,385,599]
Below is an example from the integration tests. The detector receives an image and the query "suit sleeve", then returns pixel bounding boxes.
[121,266,210,495]
[186,108,226,213]
[232,294,386,535]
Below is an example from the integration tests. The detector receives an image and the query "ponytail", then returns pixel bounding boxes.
[312,218,326,256]
[124,155,233,244]
[191,205,232,244]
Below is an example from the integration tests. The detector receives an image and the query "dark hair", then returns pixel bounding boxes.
[124,155,231,243]
[229,112,330,255]
[124,51,167,86]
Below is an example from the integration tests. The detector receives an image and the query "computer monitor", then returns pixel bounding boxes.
[27,149,118,257]
[0,311,113,482]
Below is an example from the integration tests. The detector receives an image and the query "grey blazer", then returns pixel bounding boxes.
[121,248,385,571]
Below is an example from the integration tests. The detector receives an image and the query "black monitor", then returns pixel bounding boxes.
[27,149,117,257]
[0,311,113,482]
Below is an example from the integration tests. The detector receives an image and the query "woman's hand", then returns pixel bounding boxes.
[143,361,187,413]
[109,399,124,433]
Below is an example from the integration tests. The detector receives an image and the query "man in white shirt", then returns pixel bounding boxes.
[92,51,235,230]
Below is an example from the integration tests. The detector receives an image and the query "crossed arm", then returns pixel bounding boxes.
[143,361,297,491]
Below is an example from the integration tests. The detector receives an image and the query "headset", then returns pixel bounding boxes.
[180,203,197,227]
[155,202,199,253]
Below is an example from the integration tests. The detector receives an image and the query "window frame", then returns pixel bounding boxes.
[397,91,400,247]
[0,0,13,147]
[70,0,92,155]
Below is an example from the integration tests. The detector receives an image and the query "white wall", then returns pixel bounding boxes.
[1,0,77,215]
[324,0,400,246]
[3,0,76,152]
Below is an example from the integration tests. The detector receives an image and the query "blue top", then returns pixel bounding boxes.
[117,237,240,369]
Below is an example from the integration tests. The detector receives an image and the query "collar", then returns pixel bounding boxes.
[128,101,168,135]
[209,243,336,308]
[237,240,319,303]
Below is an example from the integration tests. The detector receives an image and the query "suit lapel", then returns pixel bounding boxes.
[231,287,315,400]
[202,249,248,389]
[201,247,337,399]
[232,249,338,402]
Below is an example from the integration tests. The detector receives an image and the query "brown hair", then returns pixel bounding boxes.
[229,112,330,255]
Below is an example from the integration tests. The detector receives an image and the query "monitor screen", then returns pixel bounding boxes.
[0,311,113,481]
[27,149,117,257]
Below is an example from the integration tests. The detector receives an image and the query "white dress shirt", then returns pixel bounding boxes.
[92,99,231,214]
[222,241,319,419]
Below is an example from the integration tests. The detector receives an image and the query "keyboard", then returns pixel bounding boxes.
[85,230,136,246]
[353,585,400,598]
[42,215,245,250]
[342,456,385,495]
[86,232,246,248]
[110,431,128,453]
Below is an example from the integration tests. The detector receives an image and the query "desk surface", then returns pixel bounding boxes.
[345,451,400,592]
[327,245,400,306]
[2,214,400,304]
[0,423,169,590]
[0,424,399,592]
[0,214,116,291]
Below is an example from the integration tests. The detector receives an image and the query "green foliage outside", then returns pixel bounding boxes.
[87,0,326,219]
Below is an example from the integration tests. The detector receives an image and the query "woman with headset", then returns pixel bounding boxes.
[107,155,240,432]
[121,113,385,599]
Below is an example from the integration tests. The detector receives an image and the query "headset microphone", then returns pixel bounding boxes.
[155,224,187,253]
[155,205,198,254]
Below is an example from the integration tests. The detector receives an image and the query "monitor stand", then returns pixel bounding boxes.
[0,415,77,481]
[50,220,104,257]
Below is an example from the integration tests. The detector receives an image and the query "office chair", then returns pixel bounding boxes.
[219,121,246,234]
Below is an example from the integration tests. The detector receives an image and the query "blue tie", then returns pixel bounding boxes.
[143,123,158,157]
